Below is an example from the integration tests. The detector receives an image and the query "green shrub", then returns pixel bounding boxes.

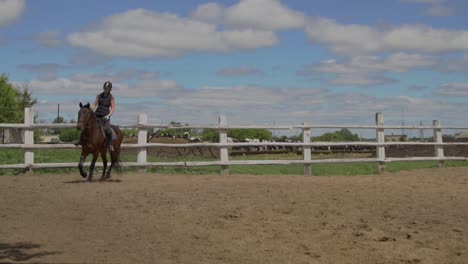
[59,128,80,142]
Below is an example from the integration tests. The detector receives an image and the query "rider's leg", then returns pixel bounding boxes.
[104,120,114,151]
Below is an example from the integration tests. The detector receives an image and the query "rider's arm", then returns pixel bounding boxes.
[91,95,99,111]
[109,97,115,117]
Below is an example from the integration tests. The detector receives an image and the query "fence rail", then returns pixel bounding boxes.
[0,108,467,175]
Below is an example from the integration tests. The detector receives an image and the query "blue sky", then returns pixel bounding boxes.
[1,0,468,134]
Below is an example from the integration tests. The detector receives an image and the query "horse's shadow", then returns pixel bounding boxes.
[0,242,61,262]
[62,179,122,184]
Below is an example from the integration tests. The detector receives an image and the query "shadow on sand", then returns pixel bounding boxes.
[0,242,61,262]
[62,179,122,184]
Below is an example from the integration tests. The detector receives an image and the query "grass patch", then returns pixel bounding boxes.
[0,149,24,164]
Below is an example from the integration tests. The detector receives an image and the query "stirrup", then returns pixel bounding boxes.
[109,145,114,152]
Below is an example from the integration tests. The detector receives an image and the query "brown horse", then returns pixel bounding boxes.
[76,102,123,182]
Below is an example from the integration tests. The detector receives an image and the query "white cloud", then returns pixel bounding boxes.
[312,53,436,74]
[328,74,397,87]
[68,9,277,58]
[78,69,159,82]
[216,67,263,77]
[305,18,382,54]
[306,18,468,55]
[117,80,181,98]
[300,53,436,86]
[0,0,25,26]
[191,2,223,23]
[24,70,165,97]
[434,83,468,97]
[224,0,308,30]
[27,78,94,96]
[21,73,468,129]
[19,63,66,77]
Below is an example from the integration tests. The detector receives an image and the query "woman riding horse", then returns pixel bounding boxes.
[75,81,116,151]
[75,81,123,182]
[76,102,123,181]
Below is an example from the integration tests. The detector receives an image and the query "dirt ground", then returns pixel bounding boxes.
[1,168,467,264]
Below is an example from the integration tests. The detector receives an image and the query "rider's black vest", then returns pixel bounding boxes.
[95,92,113,118]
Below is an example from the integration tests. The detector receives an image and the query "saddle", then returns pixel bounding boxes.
[109,126,118,141]
[96,118,117,142]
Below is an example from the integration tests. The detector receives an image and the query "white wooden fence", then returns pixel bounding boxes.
[0,108,467,175]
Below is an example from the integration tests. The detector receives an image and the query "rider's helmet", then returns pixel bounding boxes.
[103,81,112,91]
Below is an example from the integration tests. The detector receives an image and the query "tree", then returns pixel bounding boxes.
[0,74,37,143]
[337,128,359,141]
[228,129,272,141]
[122,128,138,137]
[201,128,219,142]
[17,85,37,112]
[0,74,37,123]
[313,128,359,142]
[200,128,273,142]
[53,116,65,123]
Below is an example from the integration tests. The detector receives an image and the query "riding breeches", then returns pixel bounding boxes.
[100,118,112,142]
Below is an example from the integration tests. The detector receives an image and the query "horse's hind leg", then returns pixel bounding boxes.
[106,148,120,179]
[99,149,108,181]
[87,153,99,182]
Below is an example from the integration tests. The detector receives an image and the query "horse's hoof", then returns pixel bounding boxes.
[80,173,87,179]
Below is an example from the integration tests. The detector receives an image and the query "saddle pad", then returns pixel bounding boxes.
[110,126,118,141]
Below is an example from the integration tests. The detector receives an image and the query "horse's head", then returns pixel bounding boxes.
[77,102,92,131]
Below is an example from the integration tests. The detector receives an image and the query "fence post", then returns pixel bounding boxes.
[219,115,229,175]
[375,112,385,173]
[24,107,34,172]
[433,120,444,168]
[137,113,148,172]
[302,123,311,176]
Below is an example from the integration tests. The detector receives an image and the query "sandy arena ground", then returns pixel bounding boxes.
[1,167,467,264]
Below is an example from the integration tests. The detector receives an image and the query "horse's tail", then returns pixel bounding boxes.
[113,126,124,175]
[114,155,123,174]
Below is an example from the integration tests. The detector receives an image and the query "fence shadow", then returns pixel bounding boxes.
[0,242,61,262]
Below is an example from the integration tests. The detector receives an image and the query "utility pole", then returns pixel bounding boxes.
[401,108,405,136]
[419,121,424,141]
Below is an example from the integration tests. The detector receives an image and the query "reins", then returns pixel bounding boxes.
[79,108,106,139]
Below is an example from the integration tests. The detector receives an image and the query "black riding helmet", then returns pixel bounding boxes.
[103,81,112,91]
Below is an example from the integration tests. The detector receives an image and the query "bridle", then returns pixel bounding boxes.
[77,108,93,130]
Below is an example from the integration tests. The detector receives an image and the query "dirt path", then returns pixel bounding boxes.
[1,168,467,263]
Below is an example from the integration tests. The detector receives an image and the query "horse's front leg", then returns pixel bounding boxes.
[78,154,88,178]
[87,152,99,182]
[99,149,108,181]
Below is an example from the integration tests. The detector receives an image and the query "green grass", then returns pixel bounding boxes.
[1,149,467,176]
